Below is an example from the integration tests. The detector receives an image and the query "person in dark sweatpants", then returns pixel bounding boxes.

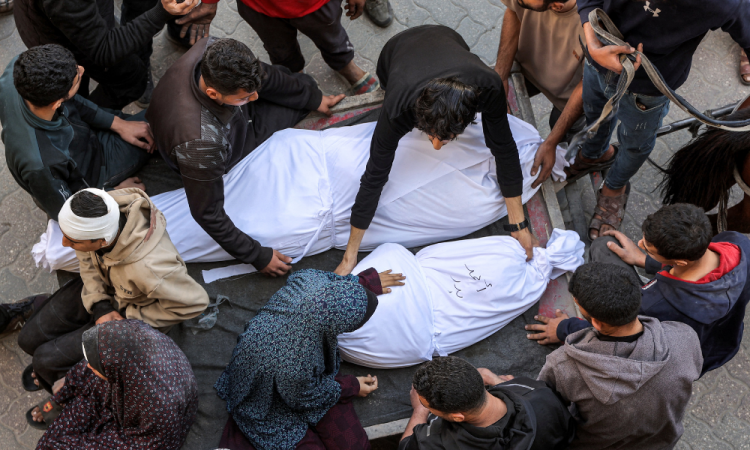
[399,356,575,450]
[527,203,750,376]
[147,37,344,277]
[13,0,196,109]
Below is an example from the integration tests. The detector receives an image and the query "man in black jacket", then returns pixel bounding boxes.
[335,25,535,276]
[147,38,344,276]
[14,0,196,109]
[399,356,574,450]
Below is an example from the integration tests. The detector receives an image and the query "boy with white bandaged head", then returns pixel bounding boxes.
[13,188,208,399]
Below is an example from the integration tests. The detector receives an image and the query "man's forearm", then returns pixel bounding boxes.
[400,411,429,441]
[544,81,584,147]
[505,195,526,225]
[336,226,366,275]
[494,10,521,90]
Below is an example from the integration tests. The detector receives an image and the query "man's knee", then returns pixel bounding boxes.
[590,235,621,264]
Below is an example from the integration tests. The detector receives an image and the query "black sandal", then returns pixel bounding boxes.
[26,398,62,430]
[22,364,40,392]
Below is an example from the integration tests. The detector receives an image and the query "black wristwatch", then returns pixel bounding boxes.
[503,218,530,233]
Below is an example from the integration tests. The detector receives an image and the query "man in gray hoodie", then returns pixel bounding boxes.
[538,263,702,450]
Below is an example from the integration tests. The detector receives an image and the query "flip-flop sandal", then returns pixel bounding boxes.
[565,144,619,184]
[589,182,631,240]
[22,364,40,392]
[25,398,62,430]
[351,72,380,95]
[741,51,750,86]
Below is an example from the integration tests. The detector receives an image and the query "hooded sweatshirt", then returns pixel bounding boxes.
[77,188,209,329]
[0,56,113,220]
[399,377,575,450]
[539,317,702,450]
[558,231,750,375]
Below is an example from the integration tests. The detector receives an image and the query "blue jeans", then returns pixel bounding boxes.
[96,109,152,190]
[581,59,670,190]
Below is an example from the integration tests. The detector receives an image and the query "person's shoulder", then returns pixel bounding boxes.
[658,319,701,349]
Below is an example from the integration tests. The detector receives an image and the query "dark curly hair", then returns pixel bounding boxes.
[569,263,641,327]
[414,77,478,142]
[412,356,486,414]
[70,191,108,218]
[642,204,712,261]
[14,44,78,107]
[200,39,263,96]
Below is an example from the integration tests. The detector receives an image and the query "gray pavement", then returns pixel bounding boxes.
[0,0,749,448]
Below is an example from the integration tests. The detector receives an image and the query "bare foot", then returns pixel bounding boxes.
[30,406,44,423]
[337,60,366,85]
[32,371,39,387]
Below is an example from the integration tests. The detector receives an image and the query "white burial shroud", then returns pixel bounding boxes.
[33,114,569,272]
[338,229,585,369]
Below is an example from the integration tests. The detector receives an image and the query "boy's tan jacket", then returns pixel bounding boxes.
[77,188,209,328]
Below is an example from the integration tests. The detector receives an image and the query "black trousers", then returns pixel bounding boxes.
[524,78,586,143]
[237,0,355,73]
[18,277,93,393]
[589,235,642,280]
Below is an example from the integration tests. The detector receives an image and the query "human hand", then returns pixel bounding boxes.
[477,368,513,386]
[114,176,146,191]
[52,377,66,395]
[512,228,539,261]
[378,269,405,294]
[357,375,378,397]
[110,117,155,152]
[175,2,217,45]
[344,0,366,20]
[589,42,642,75]
[318,94,345,116]
[96,310,124,325]
[525,309,568,345]
[161,0,198,17]
[409,386,430,418]
[260,250,292,277]
[601,230,647,267]
[531,140,556,189]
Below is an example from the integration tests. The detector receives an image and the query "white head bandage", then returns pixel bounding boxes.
[58,188,121,245]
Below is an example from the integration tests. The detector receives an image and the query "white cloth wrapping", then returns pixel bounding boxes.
[33,114,569,272]
[57,188,120,245]
[338,229,584,369]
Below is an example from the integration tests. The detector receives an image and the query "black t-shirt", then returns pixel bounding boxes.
[350,25,523,230]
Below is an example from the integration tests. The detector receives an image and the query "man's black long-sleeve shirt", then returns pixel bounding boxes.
[350,25,523,230]
[577,0,750,95]
[15,0,172,68]
[147,38,322,270]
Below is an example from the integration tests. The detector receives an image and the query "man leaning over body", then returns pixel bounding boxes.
[335,25,535,275]
[147,37,344,276]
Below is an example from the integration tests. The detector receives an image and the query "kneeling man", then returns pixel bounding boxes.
[14,188,209,394]
[147,37,343,277]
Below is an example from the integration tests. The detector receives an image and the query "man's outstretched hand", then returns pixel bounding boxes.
[260,249,292,277]
[114,176,146,191]
[477,368,514,386]
[161,0,199,17]
[525,309,568,345]
[601,230,647,267]
[512,228,539,261]
[531,140,556,189]
[378,269,405,294]
[175,2,218,45]
[318,94,346,116]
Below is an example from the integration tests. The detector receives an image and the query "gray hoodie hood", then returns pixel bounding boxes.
[562,316,669,405]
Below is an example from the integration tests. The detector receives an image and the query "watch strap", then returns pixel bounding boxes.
[503,218,530,233]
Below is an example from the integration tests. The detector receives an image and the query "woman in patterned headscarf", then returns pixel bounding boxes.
[33,319,199,450]
[215,268,403,450]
